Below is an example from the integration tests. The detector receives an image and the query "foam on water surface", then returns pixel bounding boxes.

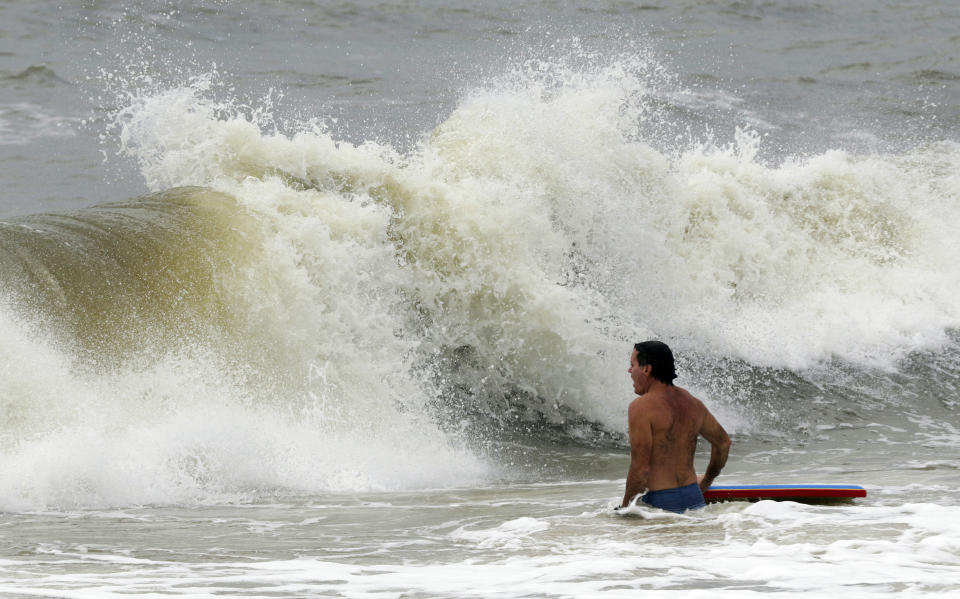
[2,482,958,598]
[1,49,959,508]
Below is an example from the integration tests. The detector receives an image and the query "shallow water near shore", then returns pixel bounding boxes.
[3,435,959,597]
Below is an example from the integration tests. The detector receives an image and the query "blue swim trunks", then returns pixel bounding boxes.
[641,482,706,513]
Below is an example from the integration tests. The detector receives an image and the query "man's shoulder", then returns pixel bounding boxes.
[629,392,669,415]
[627,395,651,417]
[670,385,705,406]
[635,387,707,417]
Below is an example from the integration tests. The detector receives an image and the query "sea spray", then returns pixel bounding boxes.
[111,61,960,426]
[0,183,491,509]
[0,296,492,509]
[119,62,960,369]
[2,55,959,507]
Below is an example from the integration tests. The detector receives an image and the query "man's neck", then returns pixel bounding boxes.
[643,378,669,396]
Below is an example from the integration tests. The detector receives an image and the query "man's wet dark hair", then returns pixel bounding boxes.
[633,340,677,385]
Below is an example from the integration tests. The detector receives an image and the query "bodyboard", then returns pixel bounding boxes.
[704,484,866,503]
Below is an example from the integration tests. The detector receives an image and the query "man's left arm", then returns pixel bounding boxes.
[622,401,652,507]
[697,406,731,493]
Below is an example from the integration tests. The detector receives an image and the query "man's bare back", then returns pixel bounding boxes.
[621,342,731,510]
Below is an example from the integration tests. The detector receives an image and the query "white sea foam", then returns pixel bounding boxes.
[0,299,489,510]
[3,55,960,508]
[116,58,960,385]
[3,500,958,598]
[116,61,960,376]
[450,516,551,549]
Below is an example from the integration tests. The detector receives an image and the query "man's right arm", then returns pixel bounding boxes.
[697,407,731,493]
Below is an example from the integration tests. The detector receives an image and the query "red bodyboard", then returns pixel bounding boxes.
[704,484,866,503]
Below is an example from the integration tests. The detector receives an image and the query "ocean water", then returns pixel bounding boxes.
[2,1,960,597]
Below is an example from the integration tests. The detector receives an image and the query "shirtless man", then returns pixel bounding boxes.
[621,341,731,512]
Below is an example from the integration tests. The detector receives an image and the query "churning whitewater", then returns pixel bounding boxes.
[2,57,960,509]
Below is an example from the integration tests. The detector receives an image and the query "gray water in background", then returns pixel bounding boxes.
[1,0,959,217]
